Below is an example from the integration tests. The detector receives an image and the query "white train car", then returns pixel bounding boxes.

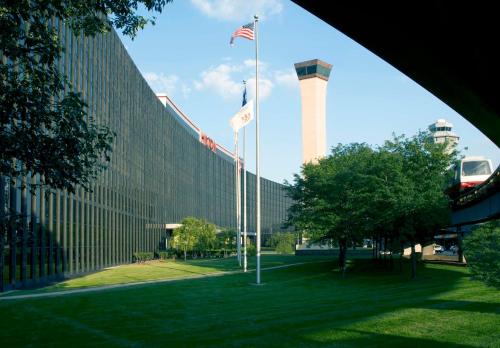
[449,156,493,195]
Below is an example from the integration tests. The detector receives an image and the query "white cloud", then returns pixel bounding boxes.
[194,61,274,101]
[181,84,192,99]
[143,72,179,95]
[246,77,274,100]
[194,63,243,99]
[275,70,298,89]
[243,59,268,71]
[191,0,283,22]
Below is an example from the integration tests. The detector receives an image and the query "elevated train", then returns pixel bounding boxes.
[448,156,493,196]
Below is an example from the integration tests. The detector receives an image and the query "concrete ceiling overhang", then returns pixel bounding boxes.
[292,1,500,146]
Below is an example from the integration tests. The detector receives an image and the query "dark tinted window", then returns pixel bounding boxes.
[462,161,491,176]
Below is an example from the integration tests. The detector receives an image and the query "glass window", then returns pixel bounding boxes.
[462,161,491,176]
[306,65,317,75]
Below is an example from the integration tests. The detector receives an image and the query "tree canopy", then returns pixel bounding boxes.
[463,220,500,288]
[171,217,217,261]
[286,132,455,277]
[0,0,172,192]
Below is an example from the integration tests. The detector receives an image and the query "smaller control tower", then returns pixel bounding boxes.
[428,119,459,154]
[295,59,332,164]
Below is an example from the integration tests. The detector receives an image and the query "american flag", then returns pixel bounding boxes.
[230,22,254,45]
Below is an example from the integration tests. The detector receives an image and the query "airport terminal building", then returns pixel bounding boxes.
[1,22,292,290]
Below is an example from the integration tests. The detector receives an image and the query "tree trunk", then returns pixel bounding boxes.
[0,231,4,292]
[457,227,464,263]
[399,240,404,272]
[339,238,347,278]
[411,241,417,279]
[399,251,403,272]
[184,250,187,261]
[383,235,388,265]
[0,175,5,292]
[377,235,382,260]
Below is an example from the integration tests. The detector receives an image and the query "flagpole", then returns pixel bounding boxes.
[234,131,241,266]
[254,14,261,284]
[243,82,248,273]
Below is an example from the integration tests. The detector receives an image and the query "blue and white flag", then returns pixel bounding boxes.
[230,99,254,132]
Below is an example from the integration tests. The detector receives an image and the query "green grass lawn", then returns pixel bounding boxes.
[1,254,326,295]
[1,255,499,347]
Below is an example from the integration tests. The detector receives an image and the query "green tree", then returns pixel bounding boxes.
[194,219,217,258]
[270,232,296,254]
[382,132,455,278]
[0,0,172,290]
[172,217,198,261]
[1,0,171,192]
[463,220,500,288]
[217,229,236,258]
[286,143,379,275]
[286,132,455,279]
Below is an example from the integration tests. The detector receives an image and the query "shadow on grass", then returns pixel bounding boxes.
[415,299,500,315]
[0,254,332,296]
[305,328,477,348]
[0,255,497,347]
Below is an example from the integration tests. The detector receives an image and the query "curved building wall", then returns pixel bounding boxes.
[1,21,292,290]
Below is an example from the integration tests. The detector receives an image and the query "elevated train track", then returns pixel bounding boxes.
[451,166,500,227]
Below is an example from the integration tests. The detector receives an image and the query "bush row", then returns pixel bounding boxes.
[132,249,238,263]
[132,252,155,263]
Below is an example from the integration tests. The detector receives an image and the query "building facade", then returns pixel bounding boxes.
[0,22,292,291]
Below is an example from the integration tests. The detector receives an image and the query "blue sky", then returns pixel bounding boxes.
[119,0,499,183]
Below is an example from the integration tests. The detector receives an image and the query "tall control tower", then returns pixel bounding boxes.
[294,59,333,164]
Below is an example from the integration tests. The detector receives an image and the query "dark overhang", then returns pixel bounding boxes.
[292,1,500,146]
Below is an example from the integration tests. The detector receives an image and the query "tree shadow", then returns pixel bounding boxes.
[304,328,477,347]
[415,299,500,315]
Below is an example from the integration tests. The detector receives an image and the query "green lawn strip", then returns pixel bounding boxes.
[0,259,498,347]
[0,254,331,297]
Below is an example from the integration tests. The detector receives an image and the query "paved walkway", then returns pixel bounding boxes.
[0,260,329,301]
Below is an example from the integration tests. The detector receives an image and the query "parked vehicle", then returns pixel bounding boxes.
[433,244,444,253]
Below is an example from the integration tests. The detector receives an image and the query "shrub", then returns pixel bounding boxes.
[271,232,296,254]
[132,252,154,263]
[207,249,224,258]
[157,251,170,260]
[463,220,500,288]
[246,244,256,257]
[275,240,294,254]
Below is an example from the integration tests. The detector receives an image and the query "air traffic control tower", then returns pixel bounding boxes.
[295,59,333,164]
